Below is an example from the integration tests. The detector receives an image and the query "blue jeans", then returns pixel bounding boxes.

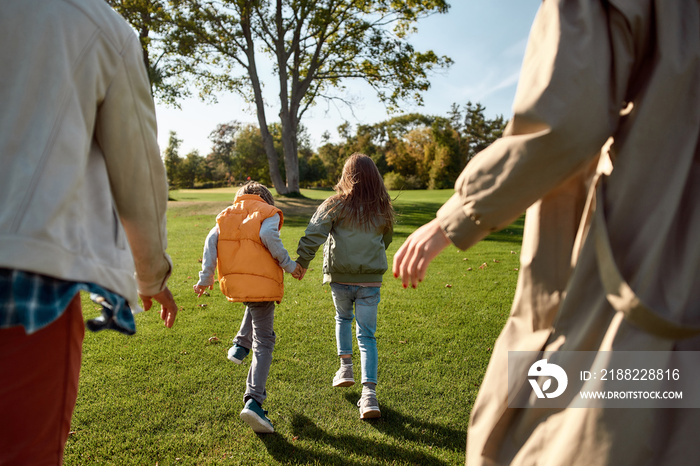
[330,283,380,385]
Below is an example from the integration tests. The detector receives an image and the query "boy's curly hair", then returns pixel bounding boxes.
[235,181,275,206]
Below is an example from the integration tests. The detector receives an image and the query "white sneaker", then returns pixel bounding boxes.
[357,392,381,419]
[332,364,355,387]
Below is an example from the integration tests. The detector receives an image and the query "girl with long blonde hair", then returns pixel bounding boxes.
[296,153,394,419]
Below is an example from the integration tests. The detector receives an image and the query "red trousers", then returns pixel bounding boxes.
[0,295,84,465]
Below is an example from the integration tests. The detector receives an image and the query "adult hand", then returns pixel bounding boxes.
[193,284,213,297]
[140,286,178,328]
[392,218,452,289]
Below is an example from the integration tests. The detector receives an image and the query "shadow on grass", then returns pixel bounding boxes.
[260,414,447,466]
[260,407,461,465]
[394,203,445,229]
[343,393,466,453]
[482,215,524,244]
[392,204,525,245]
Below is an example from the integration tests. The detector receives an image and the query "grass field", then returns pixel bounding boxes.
[64,188,521,465]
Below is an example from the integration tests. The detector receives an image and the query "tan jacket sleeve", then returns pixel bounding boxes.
[95,33,171,296]
[437,0,629,251]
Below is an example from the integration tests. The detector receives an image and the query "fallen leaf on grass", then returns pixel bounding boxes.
[445,284,452,288]
[492,259,500,263]
[467,267,473,271]
[208,336,220,344]
[199,304,207,308]
[479,263,488,270]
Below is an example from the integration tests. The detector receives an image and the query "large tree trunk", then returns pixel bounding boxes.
[279,111,299,194]
[249,79,287,193]
[259,122,288,194]
[242,4,288,194]
[273,0,299,195]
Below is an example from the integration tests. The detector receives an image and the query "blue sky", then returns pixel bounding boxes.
[155,2,541,155]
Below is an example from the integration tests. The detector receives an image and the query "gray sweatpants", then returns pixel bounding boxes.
[233,301,275,405]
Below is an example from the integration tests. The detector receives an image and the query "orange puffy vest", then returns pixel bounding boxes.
[216,194,285,303]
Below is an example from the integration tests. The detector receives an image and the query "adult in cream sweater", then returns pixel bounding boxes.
[0,0,177,463]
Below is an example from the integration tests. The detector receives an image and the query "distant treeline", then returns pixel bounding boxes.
[163,102,506,191]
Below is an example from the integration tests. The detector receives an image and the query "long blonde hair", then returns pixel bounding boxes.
[326,153,394,231]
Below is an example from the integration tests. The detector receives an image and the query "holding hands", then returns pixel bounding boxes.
[291,262,306,280]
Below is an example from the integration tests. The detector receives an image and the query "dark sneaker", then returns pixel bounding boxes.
[240,398,274,433]
[357,392,381,419]
[332,364,355,387]
[227,344,250,364]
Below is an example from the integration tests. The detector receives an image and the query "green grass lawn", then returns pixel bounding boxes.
[65,188,520,465]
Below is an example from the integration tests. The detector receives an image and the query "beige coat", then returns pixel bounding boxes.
[436,0,700,464]
[0,0,171,312]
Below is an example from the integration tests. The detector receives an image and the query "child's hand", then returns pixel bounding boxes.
[193,284,213,297]
[291,262,306,280]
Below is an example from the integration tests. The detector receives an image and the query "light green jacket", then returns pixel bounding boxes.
[296,200,392,284]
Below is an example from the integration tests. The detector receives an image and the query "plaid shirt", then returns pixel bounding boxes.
[0,268,135,335]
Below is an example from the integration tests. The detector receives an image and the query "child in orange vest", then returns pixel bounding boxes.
[194,181,302,433]
[295,154,394,419]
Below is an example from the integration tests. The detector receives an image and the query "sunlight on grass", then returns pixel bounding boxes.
[66,188,519,465]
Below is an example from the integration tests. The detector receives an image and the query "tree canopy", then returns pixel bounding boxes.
[161,102,506,192]
[167,0,452,194]
[107,0,189,106]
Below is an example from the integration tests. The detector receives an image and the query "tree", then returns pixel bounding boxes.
[106,0,188,105]
[163,130,182,188]
[299,154,327,186]
[162,131,206,188]
[170,0,452,195]
[316,140,347,185]
[427,117,461,189]
[177,150,206,188]
[206,122,238,186]
[207,121,287,185]
[449,102,506,166]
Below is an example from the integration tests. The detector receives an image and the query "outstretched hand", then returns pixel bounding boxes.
[392,218,452,289]
[140,286,178,328]
[292,262,306,280]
